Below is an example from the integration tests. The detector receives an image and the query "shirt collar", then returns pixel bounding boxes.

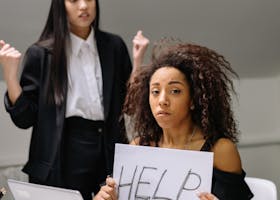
[70,28,96,56]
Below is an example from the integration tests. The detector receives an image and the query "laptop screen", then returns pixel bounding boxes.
[8,179,83,200]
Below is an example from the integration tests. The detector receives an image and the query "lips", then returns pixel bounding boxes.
[156,110,170,117]
[79,13,89,18]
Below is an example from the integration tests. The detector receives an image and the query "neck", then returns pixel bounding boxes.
[161,124,196,149]
[70,27,91,40]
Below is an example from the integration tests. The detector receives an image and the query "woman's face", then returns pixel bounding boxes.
[65,0,96,37]
[149,67,193,129]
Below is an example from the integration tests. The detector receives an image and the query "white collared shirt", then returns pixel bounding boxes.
[66,29,104,120]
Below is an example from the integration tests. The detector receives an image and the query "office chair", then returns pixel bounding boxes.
[245,177,277,200]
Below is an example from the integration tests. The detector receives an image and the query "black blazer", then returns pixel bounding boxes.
[4,30,132,181]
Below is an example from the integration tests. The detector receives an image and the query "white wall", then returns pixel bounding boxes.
[234,77,280,145]
[0,82,31,167]
[233,76,280,192]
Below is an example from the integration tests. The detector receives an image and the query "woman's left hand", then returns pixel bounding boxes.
[132,30,149,69]
[197,192,219,200]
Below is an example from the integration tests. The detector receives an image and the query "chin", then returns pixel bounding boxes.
[156,120,173,129]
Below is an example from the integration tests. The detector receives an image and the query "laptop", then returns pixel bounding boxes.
[7,179,83,200]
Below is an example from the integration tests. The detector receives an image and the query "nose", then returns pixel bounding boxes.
[158,91,169,107]
[79,0,88,9]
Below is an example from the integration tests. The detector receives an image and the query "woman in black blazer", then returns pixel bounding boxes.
[0,0,148,199]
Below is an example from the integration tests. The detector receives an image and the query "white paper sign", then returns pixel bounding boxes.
[113,144,214,200]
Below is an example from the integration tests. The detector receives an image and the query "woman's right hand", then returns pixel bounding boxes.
[0,40,21,82]
[93,177,117,200]
[0,40,22,104]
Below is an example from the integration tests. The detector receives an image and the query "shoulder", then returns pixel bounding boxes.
[96,30,127,47]
[20,44,51,76]
[27,44,46,53]
[21,44,49,68]
[212,138,242,174]
[25,43,49,59]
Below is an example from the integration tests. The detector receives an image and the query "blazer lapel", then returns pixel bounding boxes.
[96,31,114,120]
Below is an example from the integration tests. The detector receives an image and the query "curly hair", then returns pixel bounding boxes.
[123,40,239,147]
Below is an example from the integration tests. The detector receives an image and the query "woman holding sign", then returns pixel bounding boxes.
[94,38,253,200]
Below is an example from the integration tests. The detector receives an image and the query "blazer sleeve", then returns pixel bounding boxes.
[4,45,44,129]
[111,34,132,106]
[118,36,132,86]
[212,168,254,200]
[112,35,132,144]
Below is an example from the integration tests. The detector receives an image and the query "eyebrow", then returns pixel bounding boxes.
[150,81,184,86]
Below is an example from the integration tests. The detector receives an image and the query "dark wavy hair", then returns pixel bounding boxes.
[36,0,100,105]
[123,39,239,147]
